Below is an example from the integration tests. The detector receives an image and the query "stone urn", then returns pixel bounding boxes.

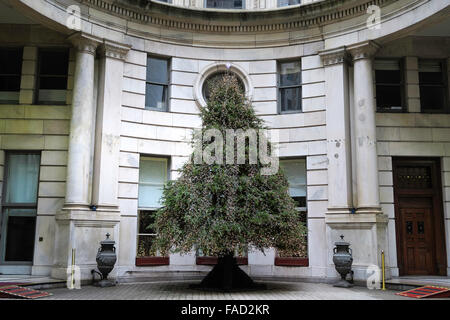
[94,233,117,287]
[332,235,353,288]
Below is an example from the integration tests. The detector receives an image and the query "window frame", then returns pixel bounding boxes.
[0,151,41,265]
[136,156,170,266]
[204,0,245,9]
[275,157,309,267]
[0,47,23,104]
[418,59,449,114]
[374,58,406,113]
[277,59,303,115]
[35,47,70,106]
[145,55,171,112]
[278,0,301,7]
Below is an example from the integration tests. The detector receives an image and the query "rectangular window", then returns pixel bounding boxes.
[278,0,300,7]
[419,60,448,113]
[136,157,169,265]
[278,60,302,114]
[205,0,243,9]
[375,59,405,112]
[275,159,308,266]
[0,47,23,104]
[1,152,40,263]
[145,56,170,111]
[36,48,69,105]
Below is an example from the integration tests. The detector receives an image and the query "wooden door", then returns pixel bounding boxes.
[398,198,435,275]
[393,158,447,276]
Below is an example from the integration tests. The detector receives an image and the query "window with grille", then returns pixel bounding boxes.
[375,59,405,112]
[136,157,169,265]
[145,56,170,111]
[36,48,69,105]
[278,60,302,114]
[419,60,448,113]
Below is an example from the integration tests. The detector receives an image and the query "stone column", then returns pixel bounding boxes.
[63,34,100,210]
[92,41,130,211]
[319,47,353,214]
[348,41,382,214]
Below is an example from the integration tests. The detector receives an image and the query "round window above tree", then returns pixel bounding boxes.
[202,72,245,102]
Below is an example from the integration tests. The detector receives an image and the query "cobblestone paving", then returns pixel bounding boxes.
[36,281,412,300]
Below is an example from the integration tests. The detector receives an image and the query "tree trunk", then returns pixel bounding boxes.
[191,254,266,292]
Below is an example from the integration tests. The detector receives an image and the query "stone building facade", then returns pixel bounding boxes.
[0,0,449,282]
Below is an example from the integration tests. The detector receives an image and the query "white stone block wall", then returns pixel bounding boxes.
[116,42,329,278]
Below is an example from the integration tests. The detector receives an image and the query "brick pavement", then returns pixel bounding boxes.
[35,280,413,300]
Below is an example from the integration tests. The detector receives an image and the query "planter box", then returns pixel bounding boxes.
[196,257,248,266]
[136,257,170,266]
[274,257,309,267]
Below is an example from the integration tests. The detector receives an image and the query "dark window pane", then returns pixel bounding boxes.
[280,87,302,112]
[39,76,67,90]
[139,211,156,234]
[375,70,401,84]
[376,85,403,111]
[5,215,36,262]
[0,48,23,75]
[419,71,443,84]
[280,61,301,87]
[206,0,243,8]
[39,50,69,76]
[147,57,169,84]
[145,83,167,110]
[420,86,445,111]
[0,75,21,91]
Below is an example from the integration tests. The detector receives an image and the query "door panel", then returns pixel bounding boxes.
[400,205,435,275]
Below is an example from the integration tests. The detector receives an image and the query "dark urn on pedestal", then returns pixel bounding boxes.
[333,235,353,288]
[94,233,117,287]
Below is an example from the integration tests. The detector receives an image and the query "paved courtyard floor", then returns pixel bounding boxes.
[37,280,416,300]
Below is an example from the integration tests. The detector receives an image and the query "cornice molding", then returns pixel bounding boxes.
[81,0,393,34]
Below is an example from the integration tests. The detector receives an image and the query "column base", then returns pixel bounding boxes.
[52,206,120,281]
[325,211,390,282]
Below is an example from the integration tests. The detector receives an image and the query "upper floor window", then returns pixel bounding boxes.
[278,0,300,7]
[0,47,23,104]
[36,48,69,105]
[146,56,170,111]
[278,60,302,114]
[419,60,448,113]
[374,59,405,112]
[205,0,243,9]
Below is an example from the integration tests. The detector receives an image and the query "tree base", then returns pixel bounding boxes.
[190,255,266,292]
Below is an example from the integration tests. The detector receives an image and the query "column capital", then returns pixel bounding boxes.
[319,46,350,66]
[99,40,131,61]
[348,41,381,61]
[68,33,101,55]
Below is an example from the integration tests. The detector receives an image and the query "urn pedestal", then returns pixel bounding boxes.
[332,235,353,288]
[94,233,117,287]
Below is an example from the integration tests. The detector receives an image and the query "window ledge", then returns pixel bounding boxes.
[275,257,309,267]
[136,257,170,266]
[196,257,248,265]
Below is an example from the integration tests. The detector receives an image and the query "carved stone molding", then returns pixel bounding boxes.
[319,46,350,66]
[99,41,131,61]
[348,41,381,61]
[68,33,101,55]
[83,0,394,34]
